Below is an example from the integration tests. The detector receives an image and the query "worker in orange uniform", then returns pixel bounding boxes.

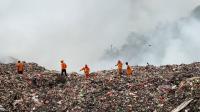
[60,60,67,76]
[80,64,90,79]
[16,61,24,74]
[126,62,133,76]
[115,60,123,74]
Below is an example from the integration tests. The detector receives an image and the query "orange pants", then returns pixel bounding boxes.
[85,74,90,79]
[118,68,122,74]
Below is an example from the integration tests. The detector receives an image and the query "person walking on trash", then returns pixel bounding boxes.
[115,60,123,75]
[80,64,90,79]
[126,62,133,76]
[16,61,24,74]
[60,60,67,76]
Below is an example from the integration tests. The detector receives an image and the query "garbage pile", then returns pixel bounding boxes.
[0,62,199,112]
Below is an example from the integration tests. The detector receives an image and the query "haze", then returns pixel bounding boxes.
[0,0,200,72]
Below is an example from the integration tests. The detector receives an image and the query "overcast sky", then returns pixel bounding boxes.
[0,0,200,71]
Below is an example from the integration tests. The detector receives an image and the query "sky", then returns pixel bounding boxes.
[0,0,200,72]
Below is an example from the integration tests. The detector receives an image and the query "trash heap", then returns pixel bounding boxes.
[0,62,200,112]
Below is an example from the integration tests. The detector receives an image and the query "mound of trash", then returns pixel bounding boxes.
[0,62,199,112]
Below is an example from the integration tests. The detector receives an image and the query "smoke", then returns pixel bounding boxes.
[0,0,200,71]
[0,56,17,64]
[103,3,200,67]
[0,0,131,71]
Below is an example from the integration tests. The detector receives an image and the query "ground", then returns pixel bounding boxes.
[0,62,199,112]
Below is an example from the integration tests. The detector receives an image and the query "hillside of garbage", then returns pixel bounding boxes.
[0,62,199,112]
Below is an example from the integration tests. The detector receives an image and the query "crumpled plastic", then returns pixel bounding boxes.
[0,62,200,111]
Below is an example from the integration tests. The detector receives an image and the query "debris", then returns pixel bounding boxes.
[171,99,193,112]
[0,62,200,111]
[0,105,7,112]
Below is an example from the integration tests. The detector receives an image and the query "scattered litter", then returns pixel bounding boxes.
[0,62,200,111]
[171,99,193,112]
[0,105,7,112]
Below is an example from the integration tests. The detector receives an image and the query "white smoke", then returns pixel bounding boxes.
[0,0,131,71]
[0,55,17,64]
[103,4,200,67]
[0,0,200,71]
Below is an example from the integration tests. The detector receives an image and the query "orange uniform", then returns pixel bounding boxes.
[16,63,24,72]
[16,62,24,74]
[126,65,133,76]
[61,63,67,70]
[60,60,67,76]
[80,65,90,79]
[116,60,123,74]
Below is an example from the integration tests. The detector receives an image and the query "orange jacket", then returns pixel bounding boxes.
[116,61,123,69]
[16,63,24,72]
[126,65,133,75]
[81,66,90,75]
[61,63,67,70]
